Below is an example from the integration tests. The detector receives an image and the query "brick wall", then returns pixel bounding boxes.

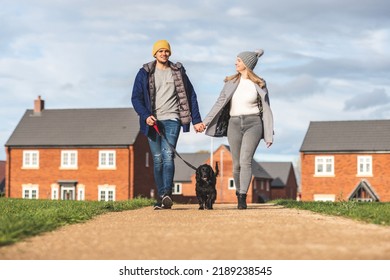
[6,147,134,200]
[300,153,390,201]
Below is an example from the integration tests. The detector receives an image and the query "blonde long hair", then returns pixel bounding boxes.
[224,69,266,88]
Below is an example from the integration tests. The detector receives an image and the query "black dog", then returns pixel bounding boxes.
[195,162,219,210]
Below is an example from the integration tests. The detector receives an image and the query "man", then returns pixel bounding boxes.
[132,40,205,210]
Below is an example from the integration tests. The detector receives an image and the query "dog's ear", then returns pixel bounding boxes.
[215,162,219,177]
[196,166,201,178]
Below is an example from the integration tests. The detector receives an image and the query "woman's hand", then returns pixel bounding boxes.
[194,122,205,133]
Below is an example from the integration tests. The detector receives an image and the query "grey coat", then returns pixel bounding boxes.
[204,79,274,143]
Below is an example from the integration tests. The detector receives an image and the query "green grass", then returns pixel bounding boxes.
[0,197,154,246]
[273,199,390,226]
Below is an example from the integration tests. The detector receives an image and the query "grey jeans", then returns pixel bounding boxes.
[227,114,263,194]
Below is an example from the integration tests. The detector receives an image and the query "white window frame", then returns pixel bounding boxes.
[61,150,78,169]
[98,185,116,201]
[314,194,336,202]
[22,150,39,169]
[357,155,372,176]
[228,178,235,190]
[77,185,85,201]
[172,183,182,195]
[22,184,39,199]
[98,150,116,169]
[315,156,334,176]
[51,184,59,200]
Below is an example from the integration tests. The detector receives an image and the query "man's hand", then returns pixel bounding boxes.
[146,116,157,126]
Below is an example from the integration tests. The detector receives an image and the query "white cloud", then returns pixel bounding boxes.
[226,7,250,17]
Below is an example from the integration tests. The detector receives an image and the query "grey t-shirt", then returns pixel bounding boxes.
[154,68,179,120]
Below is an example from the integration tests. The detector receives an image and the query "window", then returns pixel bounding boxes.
[22,184,39,199]
[77,187,85,200]
[314,194,335,202]
[78,185,85,201]
[228,178,235,190]
[315,156,334,176]
[23,150,39,168]
[172,183,182,195]
[61,150,78,169]
[98,185,116,201]
[357,156,372,176]
[99,151,116,169]
[51,184,59,200]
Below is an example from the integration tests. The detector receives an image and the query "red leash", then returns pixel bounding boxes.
[153,124,161,135]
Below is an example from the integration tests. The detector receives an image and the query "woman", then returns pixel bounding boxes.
[203,49,274,209]
[132,40,205,210]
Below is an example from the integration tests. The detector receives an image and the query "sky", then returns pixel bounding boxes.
[1,0,390,170]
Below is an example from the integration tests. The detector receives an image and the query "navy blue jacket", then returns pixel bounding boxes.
[131,61,202,136]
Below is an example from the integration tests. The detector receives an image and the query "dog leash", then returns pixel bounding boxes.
[153,123,198,171]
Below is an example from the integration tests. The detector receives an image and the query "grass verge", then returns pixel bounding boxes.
[273,199,390,226]
[0,197,154,246]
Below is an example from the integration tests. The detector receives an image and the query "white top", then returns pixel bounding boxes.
[229,78,259,116]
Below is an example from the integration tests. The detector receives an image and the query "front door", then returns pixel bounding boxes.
[61,186,75,200]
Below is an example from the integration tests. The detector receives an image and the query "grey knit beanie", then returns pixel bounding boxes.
[237,49,264,70]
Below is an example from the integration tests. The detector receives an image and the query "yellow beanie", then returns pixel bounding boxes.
[152,40,171,56]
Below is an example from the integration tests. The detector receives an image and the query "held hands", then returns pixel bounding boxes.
[194,122,206,133]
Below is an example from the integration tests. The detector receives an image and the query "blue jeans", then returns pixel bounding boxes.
[227,114,263,195]
[148,119,181,197]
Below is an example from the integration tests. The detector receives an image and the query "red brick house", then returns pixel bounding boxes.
[300,120,390,202]
[259,162,298,201]
[4,96,154,201]
[172,145,298,203]
[0,160,5,195]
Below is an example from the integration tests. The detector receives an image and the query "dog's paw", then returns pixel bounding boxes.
[198,205,205,210]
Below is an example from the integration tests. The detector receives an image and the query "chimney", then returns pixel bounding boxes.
[34,95,45,113]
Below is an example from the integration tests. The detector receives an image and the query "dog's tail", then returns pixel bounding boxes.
[215,162,219,177]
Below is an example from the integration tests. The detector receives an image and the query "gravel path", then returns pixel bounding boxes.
[1,203,390,260]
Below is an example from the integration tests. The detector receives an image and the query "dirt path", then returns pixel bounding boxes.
[1,203,390,260]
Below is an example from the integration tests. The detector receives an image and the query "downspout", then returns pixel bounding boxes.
[6,147,11,197]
